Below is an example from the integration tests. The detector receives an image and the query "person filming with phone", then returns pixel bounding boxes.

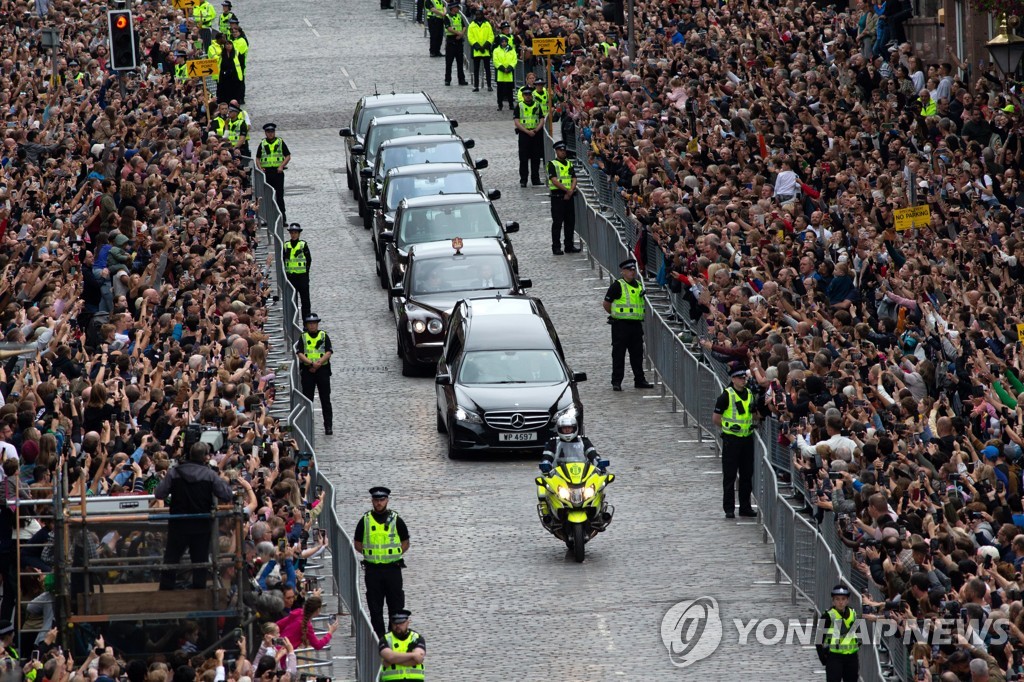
[275,595,337,652]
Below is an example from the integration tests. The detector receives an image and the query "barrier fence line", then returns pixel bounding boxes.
[561,127,896,682]
[251,165,383,682]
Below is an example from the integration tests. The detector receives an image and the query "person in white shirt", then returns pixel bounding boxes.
[773,159,799,204]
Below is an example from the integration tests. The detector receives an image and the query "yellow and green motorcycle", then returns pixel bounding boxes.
[535,442,615,562]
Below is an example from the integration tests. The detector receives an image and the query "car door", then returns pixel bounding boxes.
[436,314,465,423]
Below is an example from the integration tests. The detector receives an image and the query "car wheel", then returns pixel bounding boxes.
[378,260,389,289]
[346,167,355,191]
[387,291,394,312]
[447,429,463,459]
[357,199,365,218]
[400,341,417,377]
[363,213,373,230]
[436,407,447,433]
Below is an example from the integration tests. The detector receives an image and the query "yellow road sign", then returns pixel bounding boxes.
[1018,323,1024,344]
[893,204,930,231]
[173,0,198,9]
[532,37,566,56]
[185,58,219,78]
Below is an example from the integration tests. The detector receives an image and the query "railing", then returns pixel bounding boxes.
[560,125,896,682]
[252,165,383,682]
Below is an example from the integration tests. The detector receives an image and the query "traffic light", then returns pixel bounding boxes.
[107,10,137,70]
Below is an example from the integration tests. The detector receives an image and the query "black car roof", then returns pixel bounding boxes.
[399,193,491,209]
[385,162,476,177]
[361,93,434,107]
[464,313,555,351]
[408,238,506,260]
[367,113,451,127]
[378,134,465,150]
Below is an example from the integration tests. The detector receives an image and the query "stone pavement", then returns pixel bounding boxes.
[242,2,823,679]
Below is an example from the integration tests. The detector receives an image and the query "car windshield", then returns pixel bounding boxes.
[365,122,453,162]
[397,204,501,246]
[458,350,565,385]
[377,142,467,179]
[357,103,436,136]
[409,254,511,296]
[385,172,479,210]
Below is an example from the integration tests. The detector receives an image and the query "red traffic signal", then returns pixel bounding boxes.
[107,10,137,71]
[115,15,128,29]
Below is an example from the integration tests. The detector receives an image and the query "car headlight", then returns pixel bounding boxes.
[557,486,570,501]
[454,406,483,424]
[411,320,426,334]
[426,318,443,335]
[583,485,596,500]
[553,404,578,422]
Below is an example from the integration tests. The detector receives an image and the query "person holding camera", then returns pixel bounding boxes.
[713,362,762,518]
[816,584,861,682]
[154,441,234,590]
[256,622,297,676]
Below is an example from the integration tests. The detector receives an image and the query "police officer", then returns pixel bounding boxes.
[256,123,291,221]
[467,7,493,92]
[173,50,188,81]
[443,2,468,86]
[211,101,231,138]
[514,87,544,187]
[517,72,548,118]
[283,223,312,320]
[602,259,654,391]
[537,414,603,517]
[492,34,516,111]
[379,609,425,681]
[217,0,235,33]
[547,140,578,255]
[426,0,445,56]
[226,102,250,157]
[816,585,860,682]
[497,20,516,51]
[192,0,216,51]
[712,362,758,519]
[295,314,334,435]
[354,487,410,639]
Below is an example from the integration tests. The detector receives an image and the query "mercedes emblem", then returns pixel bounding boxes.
[510,413,525,429]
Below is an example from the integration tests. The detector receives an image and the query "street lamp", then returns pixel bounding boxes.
[986,14,1024,77]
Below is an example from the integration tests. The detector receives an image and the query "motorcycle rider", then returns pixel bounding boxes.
[537,415,605,516]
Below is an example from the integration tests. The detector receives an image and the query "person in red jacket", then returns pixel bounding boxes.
[275,595,338,650]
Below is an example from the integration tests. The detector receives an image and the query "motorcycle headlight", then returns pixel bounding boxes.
[411,320,426,334]
[557,486,570,501]
[426,318,443,335]
[583,485,596,500]
[454,406,483,424]
[553,404,578,422]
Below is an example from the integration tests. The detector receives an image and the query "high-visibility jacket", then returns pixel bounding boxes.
[193,1,215,28]
[609,278,644,320]
[444,13,464,39]
[547,158,573,192]
[492,44,517,82]
[518,85,548,116]
[217,11,235,33]
[302,330,326,361]
[208,40,223,80]
[174,62,187,81]
[599,40,616,55]
[919,98,936,117]
[285,240,309,274]
[362,511,403,564]
[516,101,542,131]
[720,387,753,438]
[825,608,860,655]
[259,138,285,168]
[426,0,445,19]
[233,35,248,72]
[213,115,229,137]
[222,49,243,80]
[227,117,244,144]
[498,31,516,51]
[380,631,424,681]
[468,20,494,57]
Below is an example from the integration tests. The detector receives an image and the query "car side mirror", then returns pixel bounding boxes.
[350,144,365,155]
[339,127,353,137]
[504,221,519,233]
[379,231,394,242]
[360,167,373,178]
[366,198,381,210]
[435,373,451,385]
[572,371,587,382]
[519,277,533,289]
[597,459,610,470]
[449,119,459,128]
[487,189,501,201]
[463,138,475,149]
[475,158,488,170]
[384,214,395,225]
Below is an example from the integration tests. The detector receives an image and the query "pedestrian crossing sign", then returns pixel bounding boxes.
[185,58,219,78]
[173,0,198,9]
[532,37,566,56]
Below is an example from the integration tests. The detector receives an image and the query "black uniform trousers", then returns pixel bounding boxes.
[264,168,286,221]
[445,39,466,83]
[300,367,333,430]
[610,320,646,387]
[365,563,404,638]
[415,0,423,21]
[496,81,514,109]
[427,18,443,55]
[518,132,543,184]
[825,652,859,682]
[379,0,391,9]
[159,522,212,590]
[721,433,755,514]
[287,272,312,321]
[472,55,491,88]
[550,190,576,250]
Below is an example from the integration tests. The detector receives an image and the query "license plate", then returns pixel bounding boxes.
[499,432,536,442]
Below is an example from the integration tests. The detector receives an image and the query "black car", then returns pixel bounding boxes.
[368,164,500,287]
[379,192,519,301]
[392,238,532,376]
[361,134,487,229]
[339,93,438,195]
[347,113,458,218]
[435,296,587,458]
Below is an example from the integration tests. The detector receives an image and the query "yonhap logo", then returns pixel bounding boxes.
[660,597,723,668]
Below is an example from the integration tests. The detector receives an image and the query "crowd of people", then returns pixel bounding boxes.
[0,0,338,679]
[463,0,1024,677]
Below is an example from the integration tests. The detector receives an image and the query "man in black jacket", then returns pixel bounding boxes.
[155,442,233,590]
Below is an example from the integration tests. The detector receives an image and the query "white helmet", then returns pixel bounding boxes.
[556,414,578,442]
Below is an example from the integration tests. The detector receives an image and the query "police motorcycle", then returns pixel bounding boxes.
[535,416,614,562]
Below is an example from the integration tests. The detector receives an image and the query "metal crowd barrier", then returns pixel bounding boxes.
[252,165,383,682]
[558,126,891,681]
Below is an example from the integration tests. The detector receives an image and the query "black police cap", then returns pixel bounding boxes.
[303,313,321,324]
[287,223,302,232]
[831,584,851,597]
[553,140,567,151]
[369,486,391,499]
[619,259,637,270]
[390,609,412,623]
[262,123,277,131]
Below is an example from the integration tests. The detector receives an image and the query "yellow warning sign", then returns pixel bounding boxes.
[893,204,930,231]
[173,0,198,10]
[185,58,219,78]
[532,37,566,56]
[1017,323,1024,344]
